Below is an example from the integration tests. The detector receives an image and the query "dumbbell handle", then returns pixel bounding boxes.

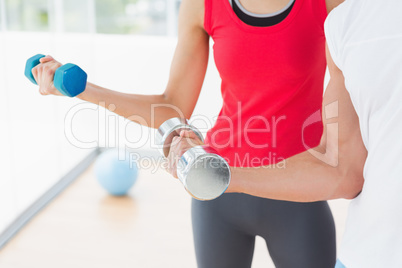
[156,118,231,200]
[24,54,87,97]
[156,117,204,158]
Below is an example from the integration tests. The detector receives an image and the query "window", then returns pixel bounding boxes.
[5,0,49,31]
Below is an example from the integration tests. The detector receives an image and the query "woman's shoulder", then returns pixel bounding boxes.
[179,0,206,30]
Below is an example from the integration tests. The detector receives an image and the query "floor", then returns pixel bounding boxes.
[0,163,350,268]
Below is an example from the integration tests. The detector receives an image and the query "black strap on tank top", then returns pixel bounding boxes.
[232,0,295,27]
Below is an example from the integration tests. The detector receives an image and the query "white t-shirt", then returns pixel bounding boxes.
[325,0,402,267]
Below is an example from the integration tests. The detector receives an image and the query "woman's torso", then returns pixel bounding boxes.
[203,0,328,167]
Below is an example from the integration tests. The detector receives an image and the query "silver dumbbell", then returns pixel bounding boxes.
[156,118,231,200]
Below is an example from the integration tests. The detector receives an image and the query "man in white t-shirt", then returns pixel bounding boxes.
[322,0,402,267]
[168,0,401,267]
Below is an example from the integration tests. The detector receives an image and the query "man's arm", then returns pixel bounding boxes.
[226,45,367,202]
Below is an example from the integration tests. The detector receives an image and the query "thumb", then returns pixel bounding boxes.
[180,129,199,140]
[180,129,204,147]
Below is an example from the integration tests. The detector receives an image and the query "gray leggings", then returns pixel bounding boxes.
[192,193,336,268]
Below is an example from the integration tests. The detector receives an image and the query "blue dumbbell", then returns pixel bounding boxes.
[24,54,87,97]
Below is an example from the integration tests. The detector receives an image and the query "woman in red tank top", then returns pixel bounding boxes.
[34,0,343,267]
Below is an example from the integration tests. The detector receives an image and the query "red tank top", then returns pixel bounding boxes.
[203,0,328,167]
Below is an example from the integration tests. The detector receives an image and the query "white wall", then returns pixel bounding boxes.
[0,32,95,231]
[0,30,16,233]
[0,31,223,233]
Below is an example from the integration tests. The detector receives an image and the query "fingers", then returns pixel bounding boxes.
[180,129,197,138]
[165,131,204,179]
[167,136,180,178]
[166,135,191,179]
[31,55,63,96]
[180,129,204,146]
[33,59,62,96]
[31,65,39,85]
[39,55,54,63]
[38,61,60,95]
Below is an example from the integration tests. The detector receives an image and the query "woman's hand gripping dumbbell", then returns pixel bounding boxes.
[24,54,87,97]
[156,118,231,201]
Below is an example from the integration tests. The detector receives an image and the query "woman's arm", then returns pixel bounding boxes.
[226,45,367,202]
[32,0,209,129]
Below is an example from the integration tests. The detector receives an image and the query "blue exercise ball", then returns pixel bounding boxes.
[94,149,138,196]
